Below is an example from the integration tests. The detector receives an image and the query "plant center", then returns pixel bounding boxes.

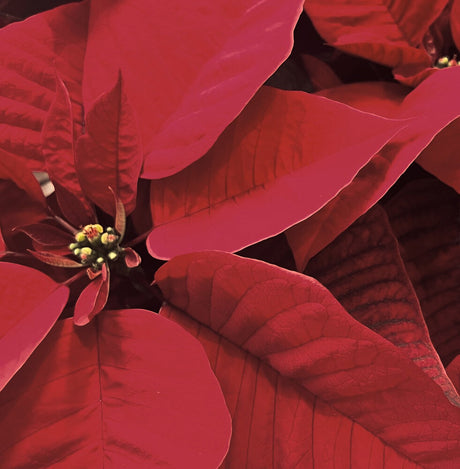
[69,224,122,271]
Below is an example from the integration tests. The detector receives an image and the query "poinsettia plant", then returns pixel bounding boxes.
[0,0,459,467]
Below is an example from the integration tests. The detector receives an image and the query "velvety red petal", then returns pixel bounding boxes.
[147,86,401,259]
[41,73,94,226]
[0,1,88,171]
[0,309,231,468]
[84,0,304,178]
[0,262,69,391]
[0,180,48,251]
[303,0,446,83]
[0,148,46,205]
[76,73,143,216]
[156,251,460,467]
[417,120,460,193]
[17,222,72,247]
[383,177,460,365]
[304,204,459,405]
[286,70,460,269]
[163,304,424,468]
[74,264,110,326]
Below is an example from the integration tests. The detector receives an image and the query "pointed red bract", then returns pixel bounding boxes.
[0,149,46,206]
[74,264,110,326]
[383,177,460,365]
[0,309,231,468]
[0,262,69,391]
[156,251,460,467]
[28,250,83,268]
[0,1,88,170]
[0,180,48,251]
[76,73,143,216]
[417,120,460,192]
[303,0,447,84]
[17,222,72,247]
[286,69,460,269]
[41,73,94,226]
[304,205,459,404]
[84,0,304,178]
[147,86,402,259]
[162,304,425,468]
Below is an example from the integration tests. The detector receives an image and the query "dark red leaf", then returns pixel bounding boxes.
[0,262,69,391]
[0,1,88,170]
[383,177,460,365]
[76,73,142,216]
[303,0,446,84]
[304,204,459,405]
[28,250,82,268]
[147,86,401,259]
[41,73,94,226]
[83,0,304,178]
[0,309,231,467]
[156,251,460,467]
[110,186,126,241]
[417,120,460,192]
[0,148,46,206]
[74,263,110,326]
[299,54,342,91]
[16,222,72,246]
[286,69,460,269]
[163,305,424,468]
[0,180,47,251]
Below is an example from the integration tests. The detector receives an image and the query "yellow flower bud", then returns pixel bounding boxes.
[75,231,86,243]
[108,251,118,261]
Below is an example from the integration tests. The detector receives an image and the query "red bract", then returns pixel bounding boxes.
[147,85,403,258]
[285,68,460,270]
[156,251,460,467]
[0,309,231,467]
[304,0,456,85]
[304,204,459,405]
[0,0,305,178]
[383,177,460,366]
[0,262,68,391]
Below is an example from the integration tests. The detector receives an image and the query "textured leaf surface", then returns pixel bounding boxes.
[41,73,94,226]
[304,204,459,404]
[286,70,460,269]
[76,74,142,216]
[0,309,231,468]
[0,262,68,391]
[156,251,460,467]
[84,0,304,178]
[0,1,88,170]
[0,180,47,251]
[417,120,460,193]
[147,86,401,259]
[383,177,460,365]
[303,0,445,81]
[162,304,422,468]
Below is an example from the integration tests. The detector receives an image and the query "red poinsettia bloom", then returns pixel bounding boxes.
[0,0,458,467]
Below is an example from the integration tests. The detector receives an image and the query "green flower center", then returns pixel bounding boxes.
[69,224,122,270]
